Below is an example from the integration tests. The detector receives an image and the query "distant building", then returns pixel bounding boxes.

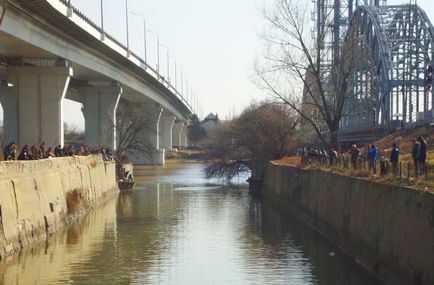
[201,113,219,137]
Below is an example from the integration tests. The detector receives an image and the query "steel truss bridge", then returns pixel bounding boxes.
[313,1,434,142]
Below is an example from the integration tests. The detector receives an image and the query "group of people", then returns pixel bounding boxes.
[362,137,427,177]
[301,136,428,177]
[300,147,338,165]
[2,141,114,161]
[411,137,428,176]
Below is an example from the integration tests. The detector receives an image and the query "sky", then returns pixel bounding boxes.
[1,0,434,128]
[63,0,265,127]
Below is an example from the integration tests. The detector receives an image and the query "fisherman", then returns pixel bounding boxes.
[369,144,378,175]
[390,143,400,175]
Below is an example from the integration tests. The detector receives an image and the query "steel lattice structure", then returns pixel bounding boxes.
[340,4,434,140]
[313,1,434,141]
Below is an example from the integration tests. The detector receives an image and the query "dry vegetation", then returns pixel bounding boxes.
[66,189,84,214]
[273,126,434,192]
[90,160,98,168]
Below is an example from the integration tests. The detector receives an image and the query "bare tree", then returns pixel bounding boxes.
[187,114,207,147]
[64,122,85,142]
[204,101,299,181]
[256,0,365,149]
[115,100,159,163]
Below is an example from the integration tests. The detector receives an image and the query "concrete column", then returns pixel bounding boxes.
[159,111,176,151]
[180,124,189,149]
[0,85,18,145]
[172,121,185,149]
[128,103,165,165]
[8,66,72,147]
[80,85,122,150]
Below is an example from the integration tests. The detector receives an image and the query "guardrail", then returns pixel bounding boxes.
[56,0,194,115]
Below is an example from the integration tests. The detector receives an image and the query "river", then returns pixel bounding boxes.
[0,162,383,285]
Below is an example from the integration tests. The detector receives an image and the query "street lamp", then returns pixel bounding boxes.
[167,54,177,86]
[100,0,104,40]
[158,42,168,82]
[180,70,184,97]
[125,0,130,56]
[130,11,147,68]
[174,60,177,90]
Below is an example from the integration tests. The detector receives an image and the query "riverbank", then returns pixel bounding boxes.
[1,162,384,284]
[0,155,118,260]
[165,149,207,161]
[260,162,434,285]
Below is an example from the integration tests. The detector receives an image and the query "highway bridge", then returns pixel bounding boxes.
[0,0,195,164]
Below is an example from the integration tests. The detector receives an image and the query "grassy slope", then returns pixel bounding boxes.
[274,126,434,192]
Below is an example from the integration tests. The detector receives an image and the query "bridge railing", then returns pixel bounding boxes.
[57,0,194,115]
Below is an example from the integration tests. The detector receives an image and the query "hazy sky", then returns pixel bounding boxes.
[63,0,265,126]
[1,0,434,128]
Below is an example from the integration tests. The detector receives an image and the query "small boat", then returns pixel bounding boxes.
[118,180,135,191]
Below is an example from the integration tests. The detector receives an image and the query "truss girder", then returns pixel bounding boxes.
[341,4,434,132]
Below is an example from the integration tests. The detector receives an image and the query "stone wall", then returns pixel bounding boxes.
[262,162,434,285]
[0,155,118,260]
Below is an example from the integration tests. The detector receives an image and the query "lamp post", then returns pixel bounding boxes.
[167,54,176,86]
[125,0,130,56]
[180,71,184,97]
[157,36,161,78]
[166,49,170,84]
[100,0,104,40]
[174,60,177,90]
[158,42,168,82]
[131,11,147,68]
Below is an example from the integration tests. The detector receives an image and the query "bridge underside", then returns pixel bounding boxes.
[0,0,191,164]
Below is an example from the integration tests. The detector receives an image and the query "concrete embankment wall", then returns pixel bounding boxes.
[0,155,118,260]
[261,162,434,285]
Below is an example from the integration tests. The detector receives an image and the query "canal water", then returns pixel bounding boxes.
[0,162,383,285]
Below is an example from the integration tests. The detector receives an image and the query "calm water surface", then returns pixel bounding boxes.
[0,162,383,285]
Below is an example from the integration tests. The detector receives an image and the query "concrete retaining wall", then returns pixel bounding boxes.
[262,162,434,285]
[0,155,118,260]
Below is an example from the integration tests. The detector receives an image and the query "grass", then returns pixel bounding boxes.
[272,126,434,192]
[273,156,301,166]
[166,149,207,160]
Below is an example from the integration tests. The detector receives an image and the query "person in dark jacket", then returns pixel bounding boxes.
[390,143,400,175]
[3,142,11,161]
[369,144,378,175]
[411,139,420,176]
[17,145,29,161]
[417,137,427,176]
[349,145,360,169]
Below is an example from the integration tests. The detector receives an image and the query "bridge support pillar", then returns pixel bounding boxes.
[180,124,189,149]
[7,66,72,148]
[172,121,185,149]
[128,103,165,165]
[0,85,18,146]
[159,112,176,151]
[80,84,122,150]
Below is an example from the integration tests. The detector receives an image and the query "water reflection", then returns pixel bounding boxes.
[0,162,382,285]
